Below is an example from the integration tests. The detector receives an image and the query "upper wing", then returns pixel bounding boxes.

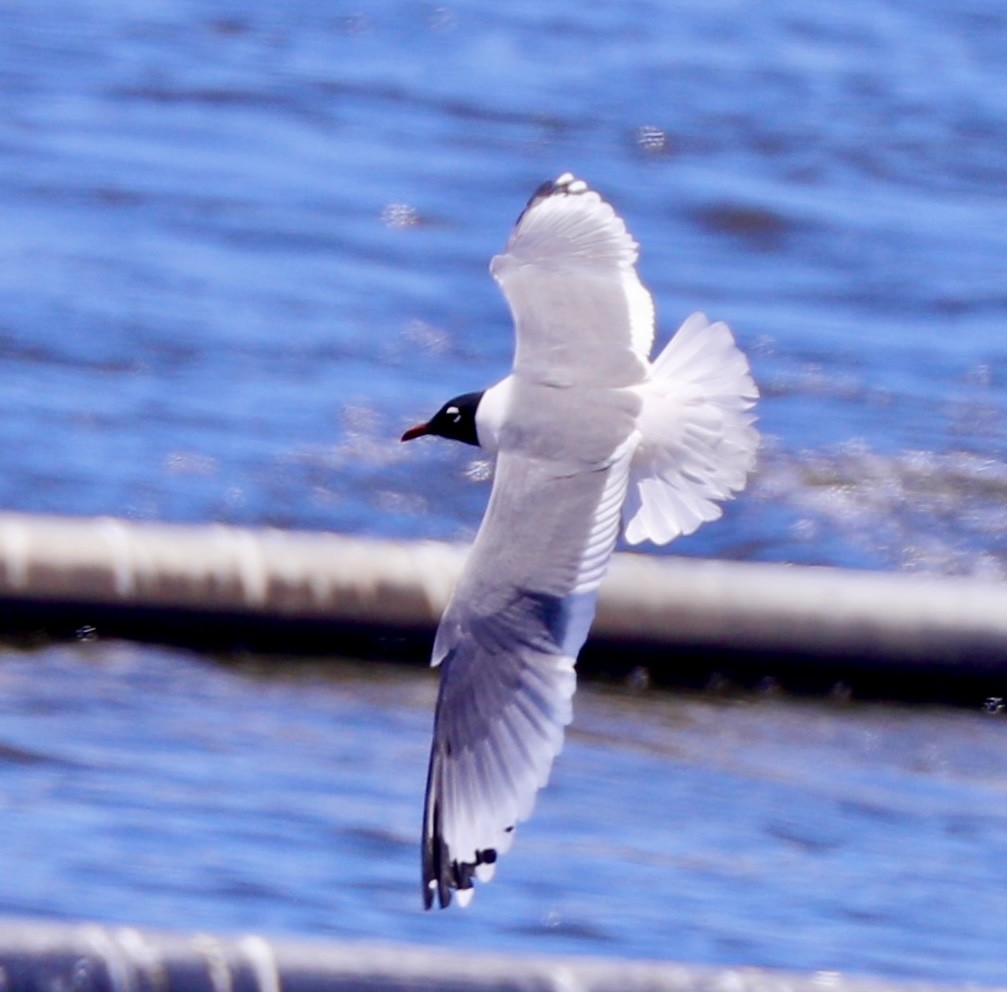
[622,313,759,545]
[489,173,654,388]
[422,441,633,908]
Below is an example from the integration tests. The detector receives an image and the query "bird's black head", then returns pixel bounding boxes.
[401,391,483,447]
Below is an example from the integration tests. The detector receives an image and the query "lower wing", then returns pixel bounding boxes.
[423,445,631,908]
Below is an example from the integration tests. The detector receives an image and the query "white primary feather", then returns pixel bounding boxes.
[490,176,654,387]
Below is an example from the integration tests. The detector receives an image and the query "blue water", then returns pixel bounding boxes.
[0,0,1006,983]
[1,0,1005,572]
[2,643,1006,985]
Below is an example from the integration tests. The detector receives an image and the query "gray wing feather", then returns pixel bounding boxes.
[422,446,631,908]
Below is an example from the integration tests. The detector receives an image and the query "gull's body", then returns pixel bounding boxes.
[402,174,758,908]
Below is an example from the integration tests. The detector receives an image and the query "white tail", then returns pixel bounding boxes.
[622,313,759,545]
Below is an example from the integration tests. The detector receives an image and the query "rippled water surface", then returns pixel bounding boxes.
[1,0,1006,984]
[2,644,1006,985]
[1,0,1005,572]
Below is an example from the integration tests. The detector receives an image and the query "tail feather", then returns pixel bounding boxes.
[623,313,758,546]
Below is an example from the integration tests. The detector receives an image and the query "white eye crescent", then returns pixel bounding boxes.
[446,406,461,421]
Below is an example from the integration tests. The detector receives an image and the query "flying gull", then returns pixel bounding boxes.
[402,173,759,908]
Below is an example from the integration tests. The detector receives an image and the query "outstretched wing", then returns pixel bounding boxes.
[489,173,654,388]
[422,439,633,908]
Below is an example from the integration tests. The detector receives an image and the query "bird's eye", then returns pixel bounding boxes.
[446,406,461,421]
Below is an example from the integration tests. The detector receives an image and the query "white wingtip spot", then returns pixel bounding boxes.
[456,887,474,908]
[553,172,588,195]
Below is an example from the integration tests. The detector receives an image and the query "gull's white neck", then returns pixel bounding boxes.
[474,376,512,453]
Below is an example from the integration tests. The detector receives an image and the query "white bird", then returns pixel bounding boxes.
[401,173,758,908]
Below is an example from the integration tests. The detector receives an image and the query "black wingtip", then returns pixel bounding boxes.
[422,796,449,909]
[423,789,507,909]
[528,178,559,203]
[515,172,590,224]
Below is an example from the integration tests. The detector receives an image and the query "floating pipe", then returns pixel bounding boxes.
[0,511,1004,700]
[0,917,985,992]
